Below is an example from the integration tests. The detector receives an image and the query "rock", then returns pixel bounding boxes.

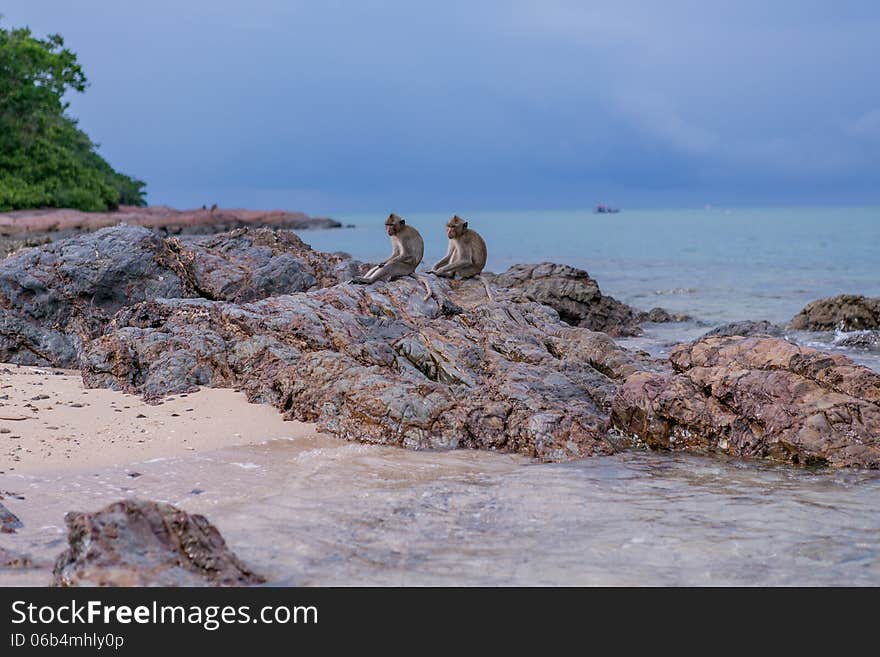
[0,546,34,569]
[612,335,880,468]
[702,320,785,338]
[0,225,361,367]
[636,307,692,323]
[493,263,642,336]
[52,499,265,587]
[83,277,650,461]
[834,330,880,350]
[1,501,22,533]
[789,295,880,331]
[0,205,341,256]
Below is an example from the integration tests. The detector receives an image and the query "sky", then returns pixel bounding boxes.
[2,1,879,213]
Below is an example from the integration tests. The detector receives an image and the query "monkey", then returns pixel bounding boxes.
[350,213,424,284]
[428,215,487,280]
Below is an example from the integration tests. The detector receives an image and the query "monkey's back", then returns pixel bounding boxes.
[401,224,424,266]
[468,228,487,270]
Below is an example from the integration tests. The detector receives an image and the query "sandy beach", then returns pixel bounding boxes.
[0,364,319,475]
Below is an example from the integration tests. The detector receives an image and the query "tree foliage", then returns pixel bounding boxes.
[0,20,146,211]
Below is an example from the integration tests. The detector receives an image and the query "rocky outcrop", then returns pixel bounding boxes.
[52,499,264,587]
[5,227,880,468]
[789,295,880,332]
[612,335,880,468]
[83,277,650,461]
[0,207,341,258]
[834,330,880,351]
[636,307,692,323]
[0,225,361,366]
[1,501,22,533]
[702,320,785,338]
[0,205,340,254]
[493,263,643,336]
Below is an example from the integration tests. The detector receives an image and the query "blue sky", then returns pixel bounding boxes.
[3,1,879,212]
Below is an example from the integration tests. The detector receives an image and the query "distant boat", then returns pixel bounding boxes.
[594,203,620,214]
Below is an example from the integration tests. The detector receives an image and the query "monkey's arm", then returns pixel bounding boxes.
[429,244,454,272]
[433,259,473,276]
[376,241,401,267]
[350,260,413,284]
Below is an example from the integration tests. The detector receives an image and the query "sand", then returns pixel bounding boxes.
[0,363,319,475]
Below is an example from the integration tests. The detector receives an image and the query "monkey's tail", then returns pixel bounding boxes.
[479,274,495,303]
[416,275,435,302]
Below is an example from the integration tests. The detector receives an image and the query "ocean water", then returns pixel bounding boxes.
[300,206,880,369]
[3,206,879,587]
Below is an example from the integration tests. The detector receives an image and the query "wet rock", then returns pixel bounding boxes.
[789,295,880,331]
[493,263,642,336]
[83,277,650,461]
[834,330,880,351]
[52,499,265,587]
[636,307,692,323]
[1,501,23,533]
[0,225,361,367]
[612,335,880,468]
[702,320,785,338]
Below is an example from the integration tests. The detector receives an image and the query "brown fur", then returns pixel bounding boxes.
[351,214,424,284]
[429,215,487,279]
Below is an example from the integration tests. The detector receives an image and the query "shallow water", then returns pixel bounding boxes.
[3,437,879,586]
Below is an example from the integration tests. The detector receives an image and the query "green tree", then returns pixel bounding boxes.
[0,19,146,211]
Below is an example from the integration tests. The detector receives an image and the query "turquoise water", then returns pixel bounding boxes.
[300,206,880,325]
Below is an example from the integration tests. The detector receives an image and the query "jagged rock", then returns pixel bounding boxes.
[1,501,22,533]
[0,225,361,366]
[83,277,651,461]
[789,295,880,331]
[493,263,642,336]
[612,335,880,468]
[52,499,265,587]
[834,330,880,350]
[636,307,692,323]
[702,320,785,338]
[167,228,360,303]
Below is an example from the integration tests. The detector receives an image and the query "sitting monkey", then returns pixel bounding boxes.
[428,215,487,279]
[351,213,424,284]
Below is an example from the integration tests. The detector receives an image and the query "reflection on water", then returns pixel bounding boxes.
[4,436,879,586]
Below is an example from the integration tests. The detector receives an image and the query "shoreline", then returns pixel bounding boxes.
[0,205,343,257]
[0,364,322,476]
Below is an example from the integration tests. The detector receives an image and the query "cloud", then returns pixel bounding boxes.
[3,0,879,208]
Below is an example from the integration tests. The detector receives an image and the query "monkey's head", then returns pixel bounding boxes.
[446,215,468,239]
[385,213,405,236]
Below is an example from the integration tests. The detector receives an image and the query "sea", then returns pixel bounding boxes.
[3,206,879,586]
[302,206,880,370]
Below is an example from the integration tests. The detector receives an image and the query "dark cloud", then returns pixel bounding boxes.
[3,0,878,211]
